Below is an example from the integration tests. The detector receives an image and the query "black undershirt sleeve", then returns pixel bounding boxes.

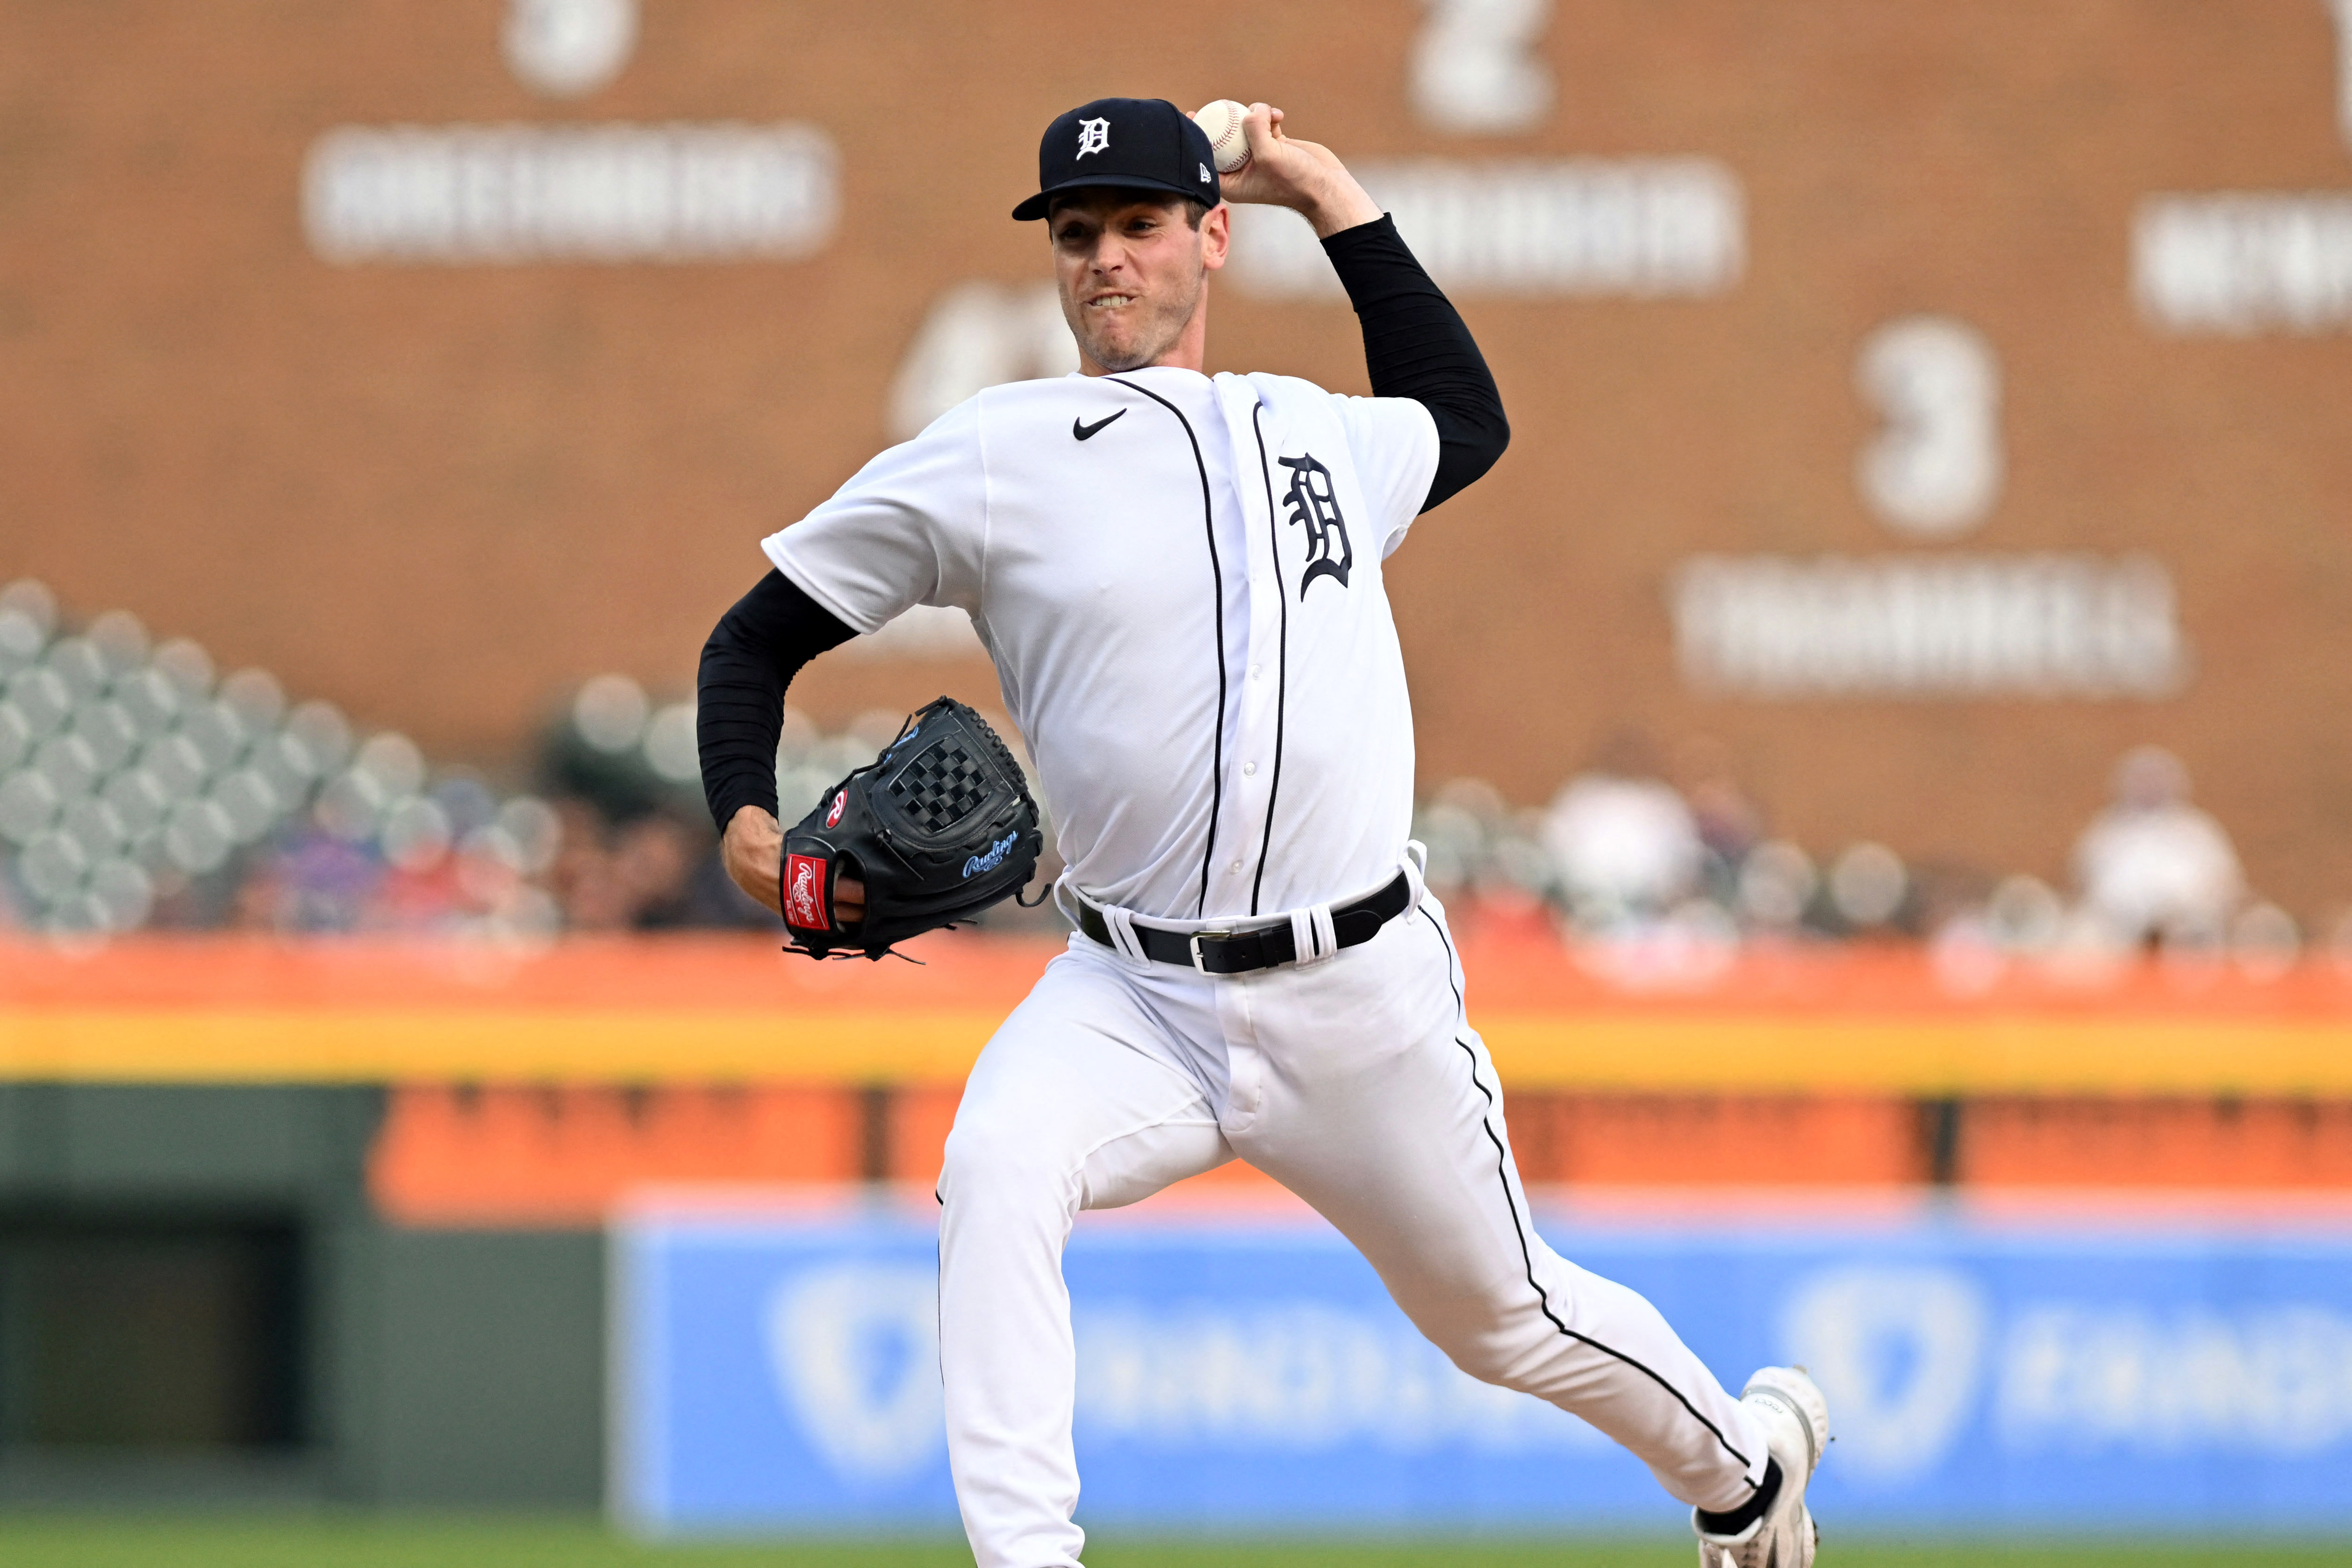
[1320,214,1509,512]
[695,569,856,833]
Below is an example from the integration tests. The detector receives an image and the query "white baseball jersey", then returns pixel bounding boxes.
[764,365,1440,924]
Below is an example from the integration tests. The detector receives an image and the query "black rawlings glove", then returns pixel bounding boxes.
[779,696,1044,960]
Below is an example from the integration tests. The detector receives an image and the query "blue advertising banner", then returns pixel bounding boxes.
[610,1194,2352,1535]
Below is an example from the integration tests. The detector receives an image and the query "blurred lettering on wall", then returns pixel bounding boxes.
[1671,554,2186,699]
[1228,158,1742,299]
[303,124,839,265]
[2132,7,2352,333]
[2134,195,2352,334]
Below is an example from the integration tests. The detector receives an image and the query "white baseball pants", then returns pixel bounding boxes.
[936,897,1767,1568]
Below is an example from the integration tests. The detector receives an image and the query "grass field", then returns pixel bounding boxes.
[0,1519,2337,1568]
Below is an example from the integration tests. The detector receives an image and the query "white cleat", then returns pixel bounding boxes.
[1692,1364,1830,1568]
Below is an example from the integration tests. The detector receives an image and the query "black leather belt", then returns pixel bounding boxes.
[1076,872,1413,976]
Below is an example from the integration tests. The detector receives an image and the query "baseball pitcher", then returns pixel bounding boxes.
[696,97,1827,1568]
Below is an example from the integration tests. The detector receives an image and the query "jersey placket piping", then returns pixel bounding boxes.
[1106,375,1228,920]
[1244,396,1289,917]
[1208,377,1283,924]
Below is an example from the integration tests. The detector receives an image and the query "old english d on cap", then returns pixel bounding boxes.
[1012,98,1222,221]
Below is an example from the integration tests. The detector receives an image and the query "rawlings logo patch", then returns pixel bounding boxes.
[785,853,829,929]
[962,833,1018,880]
[825,789,847,828]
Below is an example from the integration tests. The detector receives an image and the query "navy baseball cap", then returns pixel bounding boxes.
[1011,97,1222,222]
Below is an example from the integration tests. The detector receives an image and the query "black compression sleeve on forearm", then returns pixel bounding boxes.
[1321,214,1509,511]
[696,569,856,832]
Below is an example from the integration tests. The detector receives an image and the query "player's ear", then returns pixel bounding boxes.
[1199,202,1231,272]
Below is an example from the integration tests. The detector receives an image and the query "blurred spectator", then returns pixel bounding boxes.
[1827,841,1910,932]
[2230,901,2300,983]
[541,674,670,824]
[1736,840,1817,930]
[2071,746,2243,944]
[1413,777,1551,913]
[548,797,635,930]
[1411,780,1494,902]
[1985,873,2064,952]
[1671,734,1764,867]
[685,845,784,929]
[235,824,380,932]
[1542,733,1702,924]
[611,812,697,929]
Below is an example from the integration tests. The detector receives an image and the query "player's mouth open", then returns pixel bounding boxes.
[1086,293,1136,308]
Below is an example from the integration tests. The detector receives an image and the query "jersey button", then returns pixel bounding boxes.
[1243,761,1257,776]
[1249,663,1262,679]
[1229,859,1243,874]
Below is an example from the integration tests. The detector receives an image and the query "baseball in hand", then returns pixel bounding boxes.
[1193,100,1252,175]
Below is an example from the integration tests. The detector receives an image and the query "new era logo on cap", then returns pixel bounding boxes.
[1012,97,1221,221]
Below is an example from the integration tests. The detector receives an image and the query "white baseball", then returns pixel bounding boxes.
[1192,100,1252,175]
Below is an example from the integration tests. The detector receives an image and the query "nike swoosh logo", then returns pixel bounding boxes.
[1072,409,1126,441]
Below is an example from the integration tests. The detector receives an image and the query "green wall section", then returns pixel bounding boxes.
[0,1085,606,1508]
[355,1228,605,1506]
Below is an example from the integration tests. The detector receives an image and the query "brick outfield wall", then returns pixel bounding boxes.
[2,3,2350,908]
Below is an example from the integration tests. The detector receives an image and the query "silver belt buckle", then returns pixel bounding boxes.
[1188,930,1233,974]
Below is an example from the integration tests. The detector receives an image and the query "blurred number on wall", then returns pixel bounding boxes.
[504,0,638,98]
[860,280,1084,662]
[1411,0,1555,135]
[1854,315,2003,539]
[888,282,1079,442]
